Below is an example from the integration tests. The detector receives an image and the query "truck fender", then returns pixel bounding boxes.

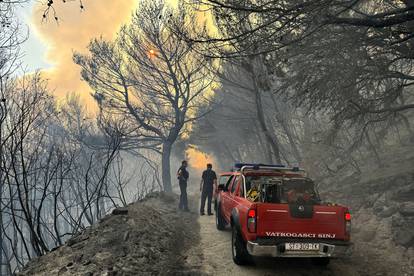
[215,195,221,215]
[231,208,241,231]
[216,194,222,206]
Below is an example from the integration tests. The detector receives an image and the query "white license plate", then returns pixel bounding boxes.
[285,243,320,251]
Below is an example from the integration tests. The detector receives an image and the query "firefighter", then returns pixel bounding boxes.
[200,163,217,216]
[177,160,189,211]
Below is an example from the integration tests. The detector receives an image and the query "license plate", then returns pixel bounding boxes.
[285,243,320,251]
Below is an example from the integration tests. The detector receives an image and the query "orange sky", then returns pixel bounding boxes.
[30,0,138,112]
[28,0,215,112]
[26,0,218,170]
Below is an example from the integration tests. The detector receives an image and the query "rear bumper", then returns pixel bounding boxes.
[246,240,351,258]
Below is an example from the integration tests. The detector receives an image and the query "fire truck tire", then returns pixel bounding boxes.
[231,226,252,265]
[216,204,226,230]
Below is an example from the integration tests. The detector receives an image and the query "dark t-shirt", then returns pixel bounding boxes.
[177,166,189,185]
[202,169,217,191]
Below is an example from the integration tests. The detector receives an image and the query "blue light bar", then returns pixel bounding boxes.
[234,163,286,170]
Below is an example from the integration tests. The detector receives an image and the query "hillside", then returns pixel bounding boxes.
[319,143,414,275]
[17,193,199,276]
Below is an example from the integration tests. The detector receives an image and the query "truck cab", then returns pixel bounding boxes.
[215,163,351,266]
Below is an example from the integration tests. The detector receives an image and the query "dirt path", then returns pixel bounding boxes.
[187,214,360,276]
[180,189,412,276]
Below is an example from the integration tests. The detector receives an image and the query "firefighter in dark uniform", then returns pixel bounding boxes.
[177,160,189,211]
[200,163,217,216]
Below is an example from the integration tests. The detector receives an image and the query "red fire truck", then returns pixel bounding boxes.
[215,163,351,266]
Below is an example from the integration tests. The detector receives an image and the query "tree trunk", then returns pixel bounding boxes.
[270,94,302,163]
[245,55,282,164]
[255,126,273,163]
[161,141,173,192]
[254,88,282,163]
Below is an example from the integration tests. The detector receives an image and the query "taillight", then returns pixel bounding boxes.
[345,211,351,235]
[248,209,256,218]
[247,208,256,233]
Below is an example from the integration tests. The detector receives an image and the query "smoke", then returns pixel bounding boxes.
[30,0,137,111]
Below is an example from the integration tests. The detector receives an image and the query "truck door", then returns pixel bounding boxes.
[217,175,230,211]
[223,175,240,221]
[219,175,234,221]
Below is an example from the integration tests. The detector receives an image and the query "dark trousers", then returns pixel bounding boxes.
[200,189,213,214]
[179,182,188,210]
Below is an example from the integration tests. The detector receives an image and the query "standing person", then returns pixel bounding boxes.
[177,160,189,211]
[200,163,217,216]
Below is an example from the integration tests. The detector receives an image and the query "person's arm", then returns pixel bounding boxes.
[200,171,205,191]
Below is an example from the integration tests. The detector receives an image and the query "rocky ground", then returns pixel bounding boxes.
[319,144,414,275]
[18,192,200,276]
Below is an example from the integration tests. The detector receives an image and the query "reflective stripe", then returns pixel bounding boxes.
[315,211,336,215]
[267,209,288,213]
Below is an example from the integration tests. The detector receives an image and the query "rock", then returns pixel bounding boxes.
[66,234,89,246]
[73,254,83,263]
[127,219,137,227]
[159,192,176,203]
[102,270,117,276]
[135,257,147,266]
[58,266,68,275]
[123,231,130,241]
[373,194,386,213]
[393,185,414,201]
[393,218,414,247]
[360,229,376,242]
[94,252,112,262]
[400,202,414,217]
[72,242,86,250]
[394,228,414,247]
[99,215,112,223]
[392,213,404,227]
[379,205,398,218]
[137,248,147,257]
[112,207,128,215]
[142,191,161,200]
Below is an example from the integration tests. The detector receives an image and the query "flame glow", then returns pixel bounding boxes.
[186,146,216,171]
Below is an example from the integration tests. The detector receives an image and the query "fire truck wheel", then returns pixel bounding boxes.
[231,226,251,265]
[215,204,226,230]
